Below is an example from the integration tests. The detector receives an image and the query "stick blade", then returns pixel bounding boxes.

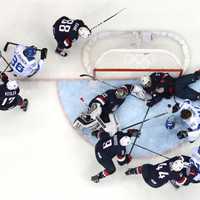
[3,42,9,52]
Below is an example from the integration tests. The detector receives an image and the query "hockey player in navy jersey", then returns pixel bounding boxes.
[188,146,200,184]
[125,155,198,188]
[141,71,200,107]
[91,128,140,183]
[53,16,91,57]
[0,72,28,111]
[73,84,146,136]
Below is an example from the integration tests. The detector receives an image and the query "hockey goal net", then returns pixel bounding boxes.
[82,31,190,79]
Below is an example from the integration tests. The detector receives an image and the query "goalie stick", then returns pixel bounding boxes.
[80,74,148,101]
[128,106,150,156]
[91,8,127,31]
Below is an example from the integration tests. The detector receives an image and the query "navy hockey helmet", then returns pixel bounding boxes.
[23,46,36,59]
[115,86,129,99]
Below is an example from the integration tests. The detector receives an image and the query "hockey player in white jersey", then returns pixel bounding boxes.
[166,99,200,142]
[10,45,47,78]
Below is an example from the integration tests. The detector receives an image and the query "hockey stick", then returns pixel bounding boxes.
[80,73,118,88]
[128,106,150,156]
[91,8,127,30]
[0,50,12,73]
[121,111,168,130]
[135,144,170,159]
[4,42,43,52]
[80,74,147,101]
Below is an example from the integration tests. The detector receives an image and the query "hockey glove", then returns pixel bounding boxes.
[127,129,141,137]
[117,154,132,166]
[40,48,48,60]
[177,130,188,139]
[172,103,180,113]
[146,93,162,107]
[125,168,137,175]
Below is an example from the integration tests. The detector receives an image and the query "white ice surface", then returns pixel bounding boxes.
[0,0,200,200]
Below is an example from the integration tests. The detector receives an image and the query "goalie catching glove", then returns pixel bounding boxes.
[88,103,102,119]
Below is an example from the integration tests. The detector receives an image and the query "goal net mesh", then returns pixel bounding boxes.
[82,30,190,79]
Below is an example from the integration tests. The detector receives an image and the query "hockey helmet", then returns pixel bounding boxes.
[78,27,90,39]
[171,157,184,172]
[119,136,132,146]
[141,76,151,87]
[180,109,192,119]
[115,86,128,99]
[23,46,36,59]
[6,80,18,90]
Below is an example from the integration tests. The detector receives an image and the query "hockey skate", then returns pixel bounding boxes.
[194,70,200,79]
[55,48,68,57]
[91,175,100,183]
[170,180,180,189]
[125,168,137,175]
[21,99,28,112]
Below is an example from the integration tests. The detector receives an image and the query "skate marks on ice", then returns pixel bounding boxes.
[57,79,200,158]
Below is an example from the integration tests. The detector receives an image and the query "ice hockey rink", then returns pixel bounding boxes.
[0,0,200,200]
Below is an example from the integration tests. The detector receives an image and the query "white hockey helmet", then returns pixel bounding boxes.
[119,136,132,146]
[6,80,18,90]
[78,27,90,39]
[171,157,184,172]
[141,76,151,87]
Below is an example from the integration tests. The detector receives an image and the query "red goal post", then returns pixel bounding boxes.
[82,31,190,79]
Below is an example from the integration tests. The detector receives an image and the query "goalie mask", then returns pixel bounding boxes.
[115,86,128,99]
[78,27,90,39]
[141,76,151,88]
[170,157,184,172]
